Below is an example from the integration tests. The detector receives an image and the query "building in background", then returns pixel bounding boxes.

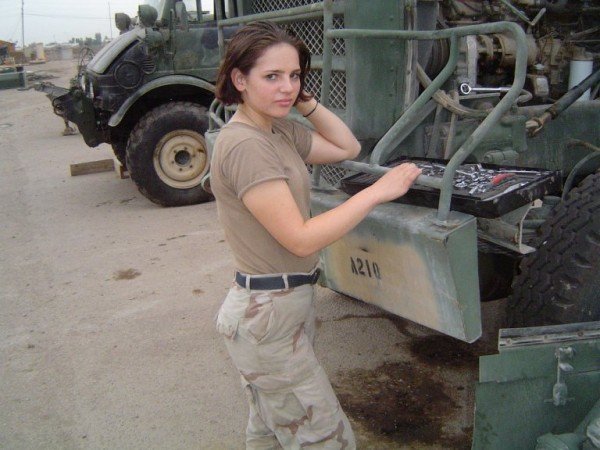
[0,40,21,65]
[44,44,75,62]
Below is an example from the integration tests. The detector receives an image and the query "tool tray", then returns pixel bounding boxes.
[339,157,561,218]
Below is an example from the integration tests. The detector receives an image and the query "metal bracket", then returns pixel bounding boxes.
[548,346,575,406]
[477,203,535,254]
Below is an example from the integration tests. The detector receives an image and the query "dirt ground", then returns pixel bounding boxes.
[0,59,505,449]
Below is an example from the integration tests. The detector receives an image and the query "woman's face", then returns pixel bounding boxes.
[233,43,302,119]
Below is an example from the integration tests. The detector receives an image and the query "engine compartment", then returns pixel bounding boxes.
[435,0,599,103]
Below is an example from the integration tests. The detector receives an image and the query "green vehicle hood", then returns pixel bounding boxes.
[87,28,146,75]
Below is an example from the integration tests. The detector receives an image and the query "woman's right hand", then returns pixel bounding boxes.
[366,163,422,205]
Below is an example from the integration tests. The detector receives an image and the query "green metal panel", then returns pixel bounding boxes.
[311,188,481,342]
[0,69,26,90]
[344,0,407,141]
[472,322,600,449]
[87,28,146,74]
[108,75,215,127]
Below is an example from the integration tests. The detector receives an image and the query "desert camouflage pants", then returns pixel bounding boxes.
[216,282,355,449]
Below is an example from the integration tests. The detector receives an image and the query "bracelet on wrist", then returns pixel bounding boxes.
[303,101,319,118]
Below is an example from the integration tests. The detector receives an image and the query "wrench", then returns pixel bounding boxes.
[459,83,512,95]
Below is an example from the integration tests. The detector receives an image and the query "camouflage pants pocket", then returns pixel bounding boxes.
[216,284,281,344]
[238,290,277,345]
[215,285,248,339]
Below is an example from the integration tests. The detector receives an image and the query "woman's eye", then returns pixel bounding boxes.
[291,73,300,80]
[266,74,277,80]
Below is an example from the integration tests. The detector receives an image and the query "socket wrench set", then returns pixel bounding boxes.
[340,158,561,218]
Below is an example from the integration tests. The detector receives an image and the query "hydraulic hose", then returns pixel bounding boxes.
[526,68,600,136]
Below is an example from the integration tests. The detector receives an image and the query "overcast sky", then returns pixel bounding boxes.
[0,0,152,46]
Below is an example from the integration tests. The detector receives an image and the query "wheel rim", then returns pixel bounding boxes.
[153,129,208,189]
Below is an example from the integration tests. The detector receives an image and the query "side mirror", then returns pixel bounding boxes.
[115,13,131,33]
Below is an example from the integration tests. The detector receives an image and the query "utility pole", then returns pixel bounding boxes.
[108,2,113,39]
[21,0,25,49]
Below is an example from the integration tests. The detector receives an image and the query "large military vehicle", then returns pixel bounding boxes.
[38,0,230,206]
[206,0,599,339]
[205,3,599,447]
[40,0,598,335]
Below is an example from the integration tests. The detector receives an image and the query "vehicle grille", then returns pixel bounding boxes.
[253,0,322,9]
[141,55,156,74]
[306,163,349,187]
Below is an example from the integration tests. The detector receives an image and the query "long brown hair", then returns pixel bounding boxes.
[215,21,312,106]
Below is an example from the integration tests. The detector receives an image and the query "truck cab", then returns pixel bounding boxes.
[40,0,231,206]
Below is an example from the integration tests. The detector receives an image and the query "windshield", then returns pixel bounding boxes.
[151,0,199,11]
[152,0,205,19]
[184,0,198,13]
[143,0,161,9]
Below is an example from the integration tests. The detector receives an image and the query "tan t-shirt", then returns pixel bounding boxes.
[211,118,318,275]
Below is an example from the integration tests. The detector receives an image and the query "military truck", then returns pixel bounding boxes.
[204,0,599,341]
[38,0,232,206]
[41,0,598,337]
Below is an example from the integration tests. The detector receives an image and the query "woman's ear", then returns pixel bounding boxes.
[231,68,246,92]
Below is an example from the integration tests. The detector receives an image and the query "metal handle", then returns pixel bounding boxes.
[459,83,512,95]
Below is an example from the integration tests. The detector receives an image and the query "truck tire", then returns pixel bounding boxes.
[126,102,212,206]
[507,172,600,327]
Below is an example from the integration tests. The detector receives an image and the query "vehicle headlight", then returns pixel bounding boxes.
[114,61,142,89]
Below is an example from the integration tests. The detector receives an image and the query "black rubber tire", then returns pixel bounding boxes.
[507,172,600,327]
[126,102,212,206]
